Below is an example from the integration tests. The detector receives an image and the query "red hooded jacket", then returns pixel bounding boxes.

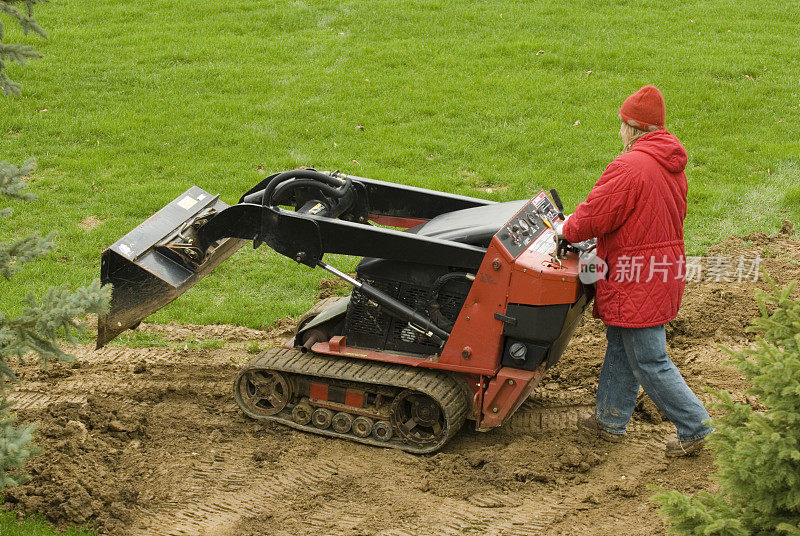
[562,130,688,327]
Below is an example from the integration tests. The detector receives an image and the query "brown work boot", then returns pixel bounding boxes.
[578,414,625,443]
[665,437,706,457]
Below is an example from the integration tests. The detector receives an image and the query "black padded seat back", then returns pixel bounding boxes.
[409,199,527,247]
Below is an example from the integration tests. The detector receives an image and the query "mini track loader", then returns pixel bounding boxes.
[97,170,592,453]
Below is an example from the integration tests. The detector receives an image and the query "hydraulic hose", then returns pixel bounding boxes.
[262,170,348,206]
[240,173,279,204]
[241,170,354,217]
[430,272,474,299]
[271,176,353,205]
[429,272,475,331]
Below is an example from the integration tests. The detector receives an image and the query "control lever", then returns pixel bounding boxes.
[538,212,562,268]
[549,188,565,220]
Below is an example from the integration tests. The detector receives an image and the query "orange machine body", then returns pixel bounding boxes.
[308,191,587,430]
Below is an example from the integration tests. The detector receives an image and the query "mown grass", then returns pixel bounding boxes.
[106,330,170,348]
[1,0,798,330]
[0,510,94,536]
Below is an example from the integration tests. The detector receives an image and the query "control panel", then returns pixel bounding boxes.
[496,191,560,259]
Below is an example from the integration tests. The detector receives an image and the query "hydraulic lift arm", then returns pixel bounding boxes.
[97,170,491,348]
[193,203,485,269]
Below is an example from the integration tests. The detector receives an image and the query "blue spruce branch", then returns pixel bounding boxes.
[654,282,800,534]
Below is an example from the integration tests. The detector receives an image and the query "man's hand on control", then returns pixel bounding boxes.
[553,214,571,239]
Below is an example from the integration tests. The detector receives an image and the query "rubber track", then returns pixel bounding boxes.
[236,347,469,454]
[503,388,595,435]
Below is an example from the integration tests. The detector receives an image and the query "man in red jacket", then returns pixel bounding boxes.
[560,85,712,457]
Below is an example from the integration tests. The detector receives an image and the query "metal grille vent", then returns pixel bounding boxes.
[345,275,469,355]
[345,278,394,338]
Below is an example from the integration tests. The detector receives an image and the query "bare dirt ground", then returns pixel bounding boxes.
[4,225,798,536]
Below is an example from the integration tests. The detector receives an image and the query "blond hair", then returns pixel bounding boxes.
[621,122,648,153]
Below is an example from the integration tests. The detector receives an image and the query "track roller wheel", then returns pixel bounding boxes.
[312,408,333,429]
[390,389,446,448]
[352,416,373,438]
[372,420,393,442]
[234,369,291,418]
[292,400,313,425]
[332,412,354,434]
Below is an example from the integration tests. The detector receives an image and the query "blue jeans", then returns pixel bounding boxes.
[595,324,713,441]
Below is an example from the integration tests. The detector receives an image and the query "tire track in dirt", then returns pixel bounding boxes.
[8,389,89,410]
[135,458,367,536]
[8,347,169,409]
[67,345,181,365]
[124,383,603,536]
[214,419,670,536]
[374,425,673,536]
[12,340,656,536]
[379,493,581,536]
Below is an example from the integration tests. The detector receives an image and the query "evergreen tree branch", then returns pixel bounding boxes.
[0,231,56,279]
[0,397,38,488]
[655,282,800,534]
[0,158,36,199]
[0,69,21,96]
[3,0,48,17]
[0,0,47,95]
[0,0,56,489]
[0,42,42,65]
[0,281,112,382]
[0,1,47,38]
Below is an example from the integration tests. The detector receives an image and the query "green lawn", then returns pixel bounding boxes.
[1,0,799,329]
[0,510,94,536]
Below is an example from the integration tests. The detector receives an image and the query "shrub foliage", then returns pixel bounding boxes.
[655,279,800,535]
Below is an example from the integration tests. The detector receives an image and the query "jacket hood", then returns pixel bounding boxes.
[630,130,687,173]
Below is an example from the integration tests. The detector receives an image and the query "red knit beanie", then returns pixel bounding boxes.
[618,85,665,131]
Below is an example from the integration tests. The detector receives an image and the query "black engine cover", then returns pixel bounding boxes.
[345,258,472,355]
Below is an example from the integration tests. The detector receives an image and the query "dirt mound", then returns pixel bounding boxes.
[315,277,350,300]
[3,227,799,535]
[5,349,244,535]
[5,397,147,534]
[706,224,800,286]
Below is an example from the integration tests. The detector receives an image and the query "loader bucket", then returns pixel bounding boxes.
[96,186,247,348]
